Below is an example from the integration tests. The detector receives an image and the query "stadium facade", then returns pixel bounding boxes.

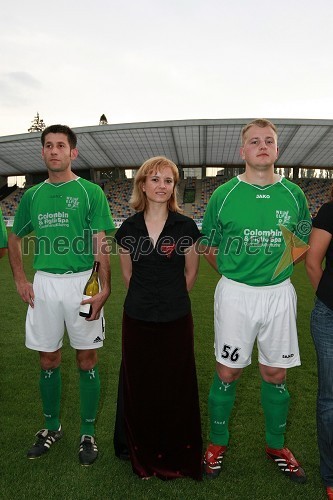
[1,118,333,226]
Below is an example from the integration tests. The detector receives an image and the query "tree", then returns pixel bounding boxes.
[99,114,108,125]
[28,112,46,132]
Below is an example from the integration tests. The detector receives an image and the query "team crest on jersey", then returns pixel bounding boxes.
[276,210,291,226]
[66,196,79,210]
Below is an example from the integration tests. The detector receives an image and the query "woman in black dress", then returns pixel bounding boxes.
[114,156,202,480]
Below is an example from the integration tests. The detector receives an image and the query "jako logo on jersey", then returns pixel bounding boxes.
[256,194,270,199]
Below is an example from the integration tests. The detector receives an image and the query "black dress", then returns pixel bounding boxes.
[114,211,202,480]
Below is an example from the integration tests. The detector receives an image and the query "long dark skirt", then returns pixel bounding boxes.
[121,311,202,480]
[113,360,129,460]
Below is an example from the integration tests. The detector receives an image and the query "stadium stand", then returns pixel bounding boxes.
[294,178,332,217]
[0,187,26,217]
[1,177,332,227]
[0,184,17,202]
[104,179,135,226]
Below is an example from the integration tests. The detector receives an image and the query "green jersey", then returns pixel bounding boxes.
[12,178,115,273]
[202,176,311,286]
[0,209,7,248]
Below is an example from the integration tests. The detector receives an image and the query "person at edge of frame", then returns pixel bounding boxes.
[200,118,311,484]
[8,124,114,466]
[0,207,8,258]
[306,186,333,500]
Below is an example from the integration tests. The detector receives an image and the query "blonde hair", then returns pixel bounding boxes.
[241,119,277,145]
[130,156,181,212]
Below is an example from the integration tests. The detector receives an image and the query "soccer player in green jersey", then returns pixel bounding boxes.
[201,119,311,484]
[8,125,115,466]
[0,208,8,257]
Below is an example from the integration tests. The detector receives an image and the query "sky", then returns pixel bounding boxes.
[1,0,333,137]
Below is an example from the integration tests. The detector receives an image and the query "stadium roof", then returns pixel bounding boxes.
[0,118,333,177]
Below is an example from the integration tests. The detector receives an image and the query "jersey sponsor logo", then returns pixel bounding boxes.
[38,212,69,228]
[242,228,283,249]
[256,194,270,199]
[66,196,79,210]
[244,229,281,237]
[276,210,291,225]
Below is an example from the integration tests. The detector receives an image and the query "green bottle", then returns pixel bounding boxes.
[79,261,100,318]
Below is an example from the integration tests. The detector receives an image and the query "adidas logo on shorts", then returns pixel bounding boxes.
[93,336,103,343]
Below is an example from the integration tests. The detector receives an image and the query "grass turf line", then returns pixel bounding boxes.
[1,247,326,499]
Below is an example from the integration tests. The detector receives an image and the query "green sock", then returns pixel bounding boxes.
[79,365,100,436]
[39,367,61,431]
[261,379,290,449]
[209,372,237,446]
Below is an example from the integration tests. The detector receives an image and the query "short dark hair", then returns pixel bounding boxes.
[41,125,77,149]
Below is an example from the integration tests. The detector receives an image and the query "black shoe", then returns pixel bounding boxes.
[27,426,63,459]
[79,435,98,466]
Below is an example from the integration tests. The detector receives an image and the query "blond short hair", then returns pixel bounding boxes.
[130,156,181,212]
[241,119,277,145]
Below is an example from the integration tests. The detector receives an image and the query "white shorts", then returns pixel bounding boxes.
[26,270,105,352]
[214,276,300,369]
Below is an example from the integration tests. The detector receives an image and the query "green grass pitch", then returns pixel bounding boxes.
[1,240,326,499]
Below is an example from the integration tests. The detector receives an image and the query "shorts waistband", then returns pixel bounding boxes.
[36,269,92,279]
[221,276,291,291]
